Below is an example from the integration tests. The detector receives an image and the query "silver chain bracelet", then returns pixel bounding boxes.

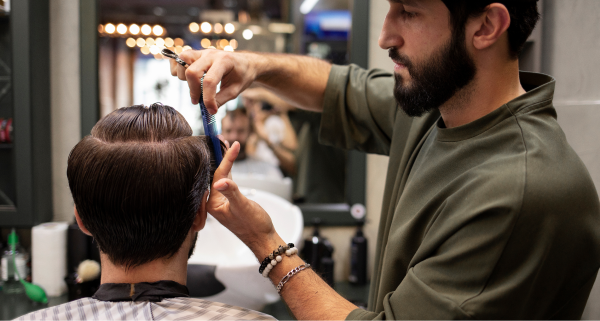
[276,263,311,294]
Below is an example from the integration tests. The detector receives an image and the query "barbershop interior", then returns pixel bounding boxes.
[1,0,600,319]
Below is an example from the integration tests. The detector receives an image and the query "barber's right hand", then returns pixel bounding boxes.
[207,141,283,258]
[170,49,262,115]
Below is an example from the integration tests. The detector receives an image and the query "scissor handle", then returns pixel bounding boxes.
[162,48,190,68]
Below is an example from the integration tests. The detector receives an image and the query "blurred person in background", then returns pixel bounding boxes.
[221,107,284,180]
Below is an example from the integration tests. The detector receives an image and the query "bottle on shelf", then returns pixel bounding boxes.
[349,219,368,285]
[1,229,29,294]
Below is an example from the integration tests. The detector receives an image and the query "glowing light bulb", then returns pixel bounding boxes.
[126,38,136,47]
[105,23,116,34]
[136,38,145,47]
[175,46,183,54]
[129,24,140,35]
[242,29,253,40]
[150,45,161,55]
[189,22,200,33]
[201,38,211,48]
[145,38,155,46]
[141,24,152,36]
[214,23,223,34]
[155,38,165,47]
[182,45,192,51]
[200,22,212,33]
[230,39,238,49]
[164,37,174,47]
[224,45,234,52]
[153,25,164,36]
[224,23,235,34]
[219,39,229,48]
[141,46,150,55]
[174,38,184,47]
[117,23,127,35]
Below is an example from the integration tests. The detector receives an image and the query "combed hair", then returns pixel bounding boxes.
[67,104,225,268]
[441,0,540,59]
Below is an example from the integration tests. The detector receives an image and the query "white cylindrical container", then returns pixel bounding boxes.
[31,222,69,297]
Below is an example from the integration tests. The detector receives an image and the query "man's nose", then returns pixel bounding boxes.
[379,12,403,50]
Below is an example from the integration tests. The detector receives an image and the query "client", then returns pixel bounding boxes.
[16,104,274,321]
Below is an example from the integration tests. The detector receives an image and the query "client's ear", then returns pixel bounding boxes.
[74,206,92,236]
[192,190,210,232]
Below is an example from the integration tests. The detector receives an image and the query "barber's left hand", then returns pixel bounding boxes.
[207,142,284,258]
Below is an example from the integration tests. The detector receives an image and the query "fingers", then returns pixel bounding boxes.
[213,141,240,182]
[185,64,204,105]
[170,59,178,77]
[213,178,242,204]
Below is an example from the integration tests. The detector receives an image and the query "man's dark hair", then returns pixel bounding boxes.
[67,104,225,268]
[441,0,540,59]
[224,107,249,122]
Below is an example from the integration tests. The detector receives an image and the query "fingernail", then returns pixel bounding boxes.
[192,99,198,105]
[215,182,229,191]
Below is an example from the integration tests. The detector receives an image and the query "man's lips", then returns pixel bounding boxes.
[393,60,407,72]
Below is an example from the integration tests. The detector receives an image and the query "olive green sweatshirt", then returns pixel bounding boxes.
[320,64,600,319]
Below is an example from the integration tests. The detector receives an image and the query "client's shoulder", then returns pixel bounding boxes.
[157,297,276,320]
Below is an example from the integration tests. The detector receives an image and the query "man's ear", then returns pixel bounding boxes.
[192,190,210,232]
[74,205,92,236]
[469,3,511,52]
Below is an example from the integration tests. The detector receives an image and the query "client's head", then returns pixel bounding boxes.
[221,108,250,160]
[67,103,223,269]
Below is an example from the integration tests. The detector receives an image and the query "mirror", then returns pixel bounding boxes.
[88,0,368,226]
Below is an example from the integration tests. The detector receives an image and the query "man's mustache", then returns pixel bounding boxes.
[388,48,414,70]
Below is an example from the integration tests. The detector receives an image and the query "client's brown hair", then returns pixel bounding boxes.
[67,104,225,268]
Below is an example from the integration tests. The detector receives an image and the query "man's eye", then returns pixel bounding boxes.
[401,9,417,18]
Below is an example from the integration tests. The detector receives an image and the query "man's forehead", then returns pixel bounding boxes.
[387,0,429,8]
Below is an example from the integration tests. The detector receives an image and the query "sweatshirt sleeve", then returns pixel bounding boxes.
[319,64,404,156]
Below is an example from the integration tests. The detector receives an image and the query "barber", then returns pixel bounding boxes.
[170,0,600,319]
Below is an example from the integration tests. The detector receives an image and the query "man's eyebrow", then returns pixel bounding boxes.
[387,0,422,7]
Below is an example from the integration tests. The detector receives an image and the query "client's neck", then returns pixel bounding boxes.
[99,245,189,285]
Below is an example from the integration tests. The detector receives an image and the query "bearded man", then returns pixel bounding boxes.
[171,0,600,319]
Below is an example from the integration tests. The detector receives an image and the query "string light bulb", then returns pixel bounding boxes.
[242,29,253,40]
[126,38,136,47]
[214,23,223,34]
[141,24,152,36]
[224,23,235,34]
[153,25,164,36]
[129,24,140,35]
[117,23,127,35]
[164,37,174,47]
[201,38,211,48]
[136,38,145,47]
[189,22,200,33]
[200,22,212,33]
[105,23,116,34]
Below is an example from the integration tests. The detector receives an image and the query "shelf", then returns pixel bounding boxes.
[0,143,12,149]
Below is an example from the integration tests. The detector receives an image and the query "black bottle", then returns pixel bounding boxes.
[321,239,335,288]
[349,220,367,285]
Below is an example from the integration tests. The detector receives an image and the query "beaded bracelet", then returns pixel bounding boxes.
[277,263,311,294]
[259,243,298,278]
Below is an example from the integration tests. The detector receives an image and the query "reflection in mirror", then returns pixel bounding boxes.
[98,0,358,210]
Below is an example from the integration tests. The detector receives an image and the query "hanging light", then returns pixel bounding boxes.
[242,29,253,40]
[117,23,127,35]
[200,22,212,33]
[224,45,234,52]
[164,37,174,47]
[141,24,152,36]
[126,38,136,47]
[182,45,192,51]
[136,38,145,47]
[141,46,151,55]
[189,22,200,33]
[214,23,223,34]
[153,25,164,36]
[98,24,104,33]
[219,39,229,48]
[105,23,116,34]
[230,39,238,49]
[145,38,155,46]
[224,23,235,34]
[155,38,165,47]
[201,38,211,49]
[175,46,183,54]
[129,24,140,35]
[174,38,184,47]
[150,45,161,55]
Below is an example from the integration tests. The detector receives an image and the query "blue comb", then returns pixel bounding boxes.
[200,74,223,166]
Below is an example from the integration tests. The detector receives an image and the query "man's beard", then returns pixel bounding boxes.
[391,29,476,118]
[236,141,248,160]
